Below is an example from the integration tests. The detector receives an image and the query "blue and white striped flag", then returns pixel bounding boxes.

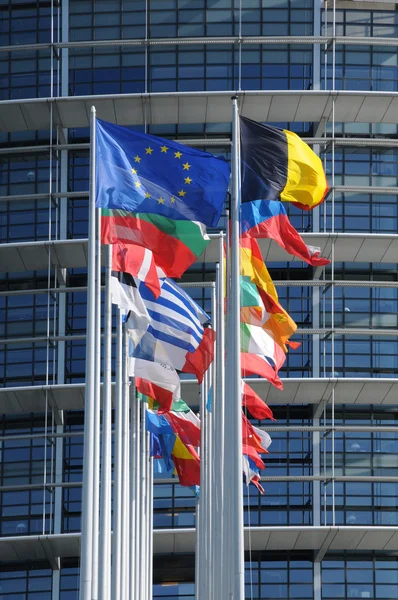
[126,278,210,370]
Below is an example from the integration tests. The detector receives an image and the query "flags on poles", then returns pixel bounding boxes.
[95,119,230,227]
[240,115,328,211]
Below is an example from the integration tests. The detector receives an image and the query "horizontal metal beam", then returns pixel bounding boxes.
[0,474,396,494]
[3,185,398,205]
[0,326,397,346]
[1,279,398,298]
[3,137,398,156]
[2,35,398,54]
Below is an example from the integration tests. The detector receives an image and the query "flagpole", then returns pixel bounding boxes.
[92,206,102,600]
[214,236,225,600]
[79,105,97,600]
[140,405,148,600]
[210,274,219,600]
[203,366,210,600]
[98,243,112,600]
[129,379,137,598]
[111,308,123,600]
[122,329,130,600]
[134,393,142,600]
[147,444,153,600]
[227,96,244,598]
[195,378,205,600]
[223,210,232,597]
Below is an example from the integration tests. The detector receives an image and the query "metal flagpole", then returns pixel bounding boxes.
[79,105,97,600]
[129,379,137,598]
[92,206,102,600]
[98,243,112,600]
[206,358,213,600]
[226,96,245,598]
[214,237,225,600]
[223,208,233,597]
[195,378,204,600]
[122,329,130,600]
[140,405,148,599]
[111,308,123,600]
[134,391,142,600]
[147,441,153,600]
[210,281,218,600]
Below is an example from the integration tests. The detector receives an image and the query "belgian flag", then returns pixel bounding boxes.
[240,116,330,267]
[240,116,328,211]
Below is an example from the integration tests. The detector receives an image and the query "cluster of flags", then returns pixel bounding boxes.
[96,114,328,492]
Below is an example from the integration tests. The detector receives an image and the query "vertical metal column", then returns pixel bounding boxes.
[134,398,142,599]
[121,330,130,600]
[147,440,153,600]
[225,96,245,599]
[99,244,112,600]
[139,405,148,599]
[111,309,123,600]
[129,381,137,599]
[79,105,98,600]
[214,237,225,600]
[92,209,102,600]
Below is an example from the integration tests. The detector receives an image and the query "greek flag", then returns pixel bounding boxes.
[127,278,210,370]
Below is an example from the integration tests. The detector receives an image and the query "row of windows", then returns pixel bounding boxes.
[1,553,398,599]
[0,408,395,536]
[1,293,398,384]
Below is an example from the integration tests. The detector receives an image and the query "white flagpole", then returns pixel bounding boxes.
[205,358,214,600]
[147,443,153,600]
[79,105,97,600]
[140,406,148,599]
[195,378,205,600]
[210,281,218,600]
[225,96,244,598]
[134,394,142,599]
[92,206,102,600]
[122,329,130,600]
[129,380,137,598]
[98,243,112,600]
[214,237,225,600]
[111,308,123,600]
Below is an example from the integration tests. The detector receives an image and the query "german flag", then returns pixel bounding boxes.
[240,115,328,211]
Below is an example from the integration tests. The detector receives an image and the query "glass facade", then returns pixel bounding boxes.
[0,0,398,598]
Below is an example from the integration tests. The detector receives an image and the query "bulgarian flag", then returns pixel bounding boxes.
[102,209,210,279]
[241,381,275,421]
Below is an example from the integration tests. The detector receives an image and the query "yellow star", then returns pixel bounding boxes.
[170,196,176,203]
[132,168,137,174]
[178,190,186,197]
[158,197,165,204]
[135,181,141,188]
[134,155,141,163]
[161,146,168,153]
[183,162,191,170]
[145,146,153,155]
[145,192,151,198]
[184,177,192,185]
[174,151,183,159]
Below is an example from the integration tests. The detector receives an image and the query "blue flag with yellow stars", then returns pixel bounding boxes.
[95,119,230,228]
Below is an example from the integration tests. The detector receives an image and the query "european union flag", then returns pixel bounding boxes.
[95,119,230,228]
